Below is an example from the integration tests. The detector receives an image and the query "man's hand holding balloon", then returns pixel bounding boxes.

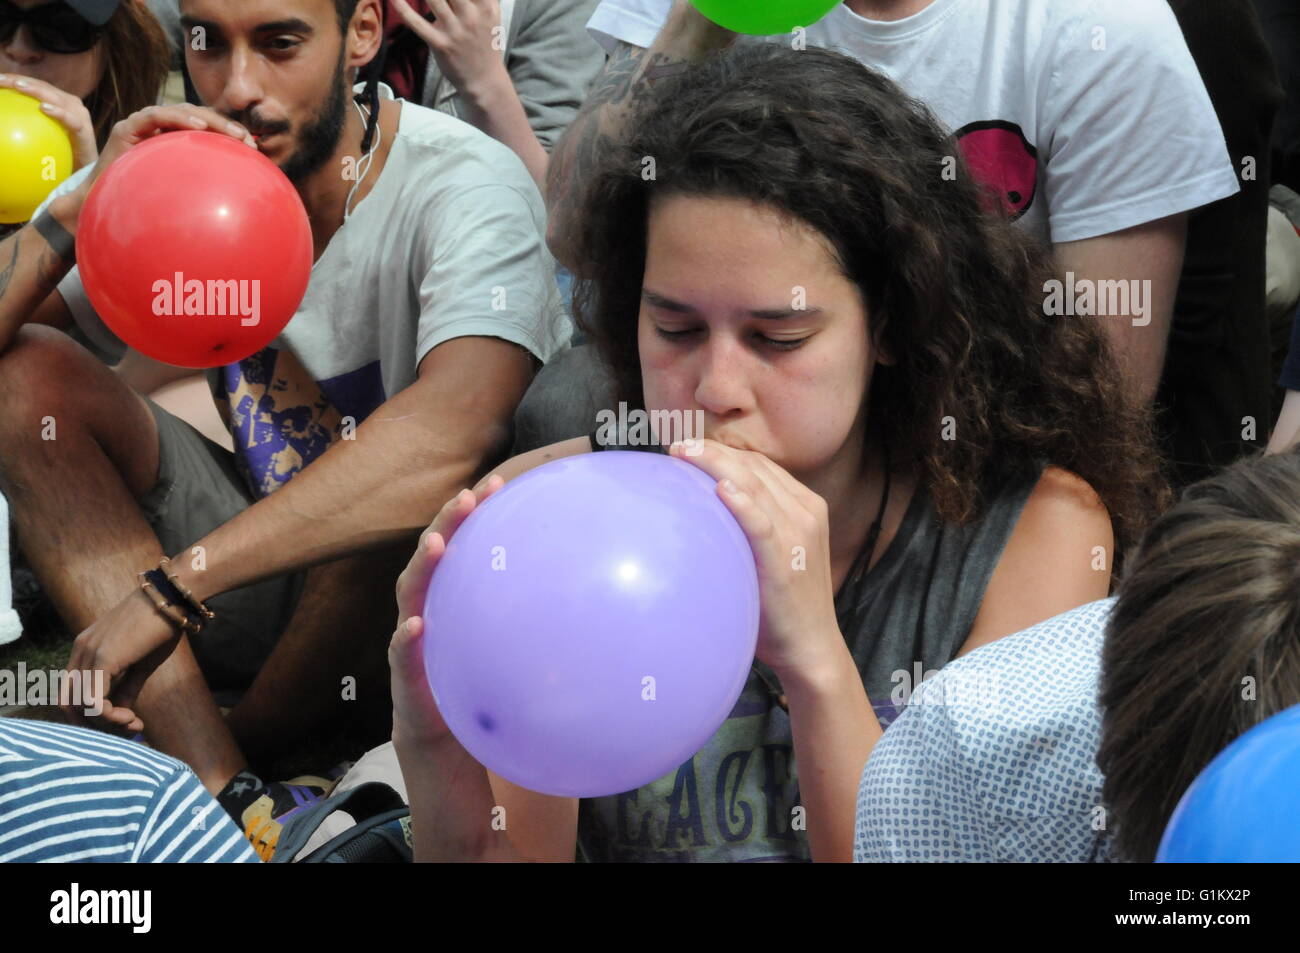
[64,103,255,224]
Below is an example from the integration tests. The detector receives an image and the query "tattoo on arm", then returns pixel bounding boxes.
[643,53,690,83]
[35,243,63,297]
[587,42,650,109]
[588,44,691,111]
[571,45,690,183]
[0,231,66,316]
[550,43,691,266]
[0,235,18,301]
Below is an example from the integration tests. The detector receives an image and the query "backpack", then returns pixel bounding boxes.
[271,782,413,863]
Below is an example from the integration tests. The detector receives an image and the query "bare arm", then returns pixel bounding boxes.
[168,337,541,602]
[0,195,79,355]
[545,1,736,274]
[781,639,882,863]
[456,72,552,192]
[959,466,1114,657]
[1053,213,1188,410]
[1269,389,1300,454]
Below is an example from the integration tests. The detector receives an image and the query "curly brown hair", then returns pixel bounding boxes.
[84,0,171,149]
[569,43,1169,555]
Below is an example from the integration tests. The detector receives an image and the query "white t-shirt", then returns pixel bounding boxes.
[587,0,1240,245]
[38,88,569,499]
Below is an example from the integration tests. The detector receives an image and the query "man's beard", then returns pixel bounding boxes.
[227,52,350,186]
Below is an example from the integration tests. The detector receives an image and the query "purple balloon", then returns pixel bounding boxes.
[422,451,760,797]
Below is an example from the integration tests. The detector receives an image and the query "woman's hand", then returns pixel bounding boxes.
[0,73,98,171]
[668,439,845,681]
[390,473,506,747]
[391,0,510,101]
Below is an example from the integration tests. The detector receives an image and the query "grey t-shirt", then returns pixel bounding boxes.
[419,0,605,152]
[37,89,569,499]
[578,435,1045,862]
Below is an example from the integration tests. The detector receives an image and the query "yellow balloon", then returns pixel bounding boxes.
[0,88,75,225]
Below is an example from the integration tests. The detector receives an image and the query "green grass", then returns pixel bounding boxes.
[0,633,72,674]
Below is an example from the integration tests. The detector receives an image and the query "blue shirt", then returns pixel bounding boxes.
[0,717,258,863]
[854,598,1120,863]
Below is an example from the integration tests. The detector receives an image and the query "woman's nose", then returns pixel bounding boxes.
[693,336,751,417]
[4,26,44,64]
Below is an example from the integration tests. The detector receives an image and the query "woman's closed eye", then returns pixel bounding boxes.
[653,326,811,351]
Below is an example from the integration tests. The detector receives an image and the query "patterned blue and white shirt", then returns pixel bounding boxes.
[854,598,1119,863]
[0,718,258,863]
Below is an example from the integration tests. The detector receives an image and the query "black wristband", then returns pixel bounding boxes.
[142,567,205,631]
[32,208,76,264]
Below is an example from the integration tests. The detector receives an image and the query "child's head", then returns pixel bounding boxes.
[572,43,1164,547]
[1097,449,1300,861]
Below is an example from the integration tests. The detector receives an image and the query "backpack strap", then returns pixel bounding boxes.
[300,808,413,864]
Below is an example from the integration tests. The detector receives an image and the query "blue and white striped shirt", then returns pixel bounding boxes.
[0,717,258,863]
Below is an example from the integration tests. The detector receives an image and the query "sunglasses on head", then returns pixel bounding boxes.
[0,1,102,55]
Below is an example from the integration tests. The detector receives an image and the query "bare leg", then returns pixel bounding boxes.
[225,541,411,767]
[0,325,243,790]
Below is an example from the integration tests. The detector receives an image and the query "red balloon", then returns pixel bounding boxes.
[77,130,313,368]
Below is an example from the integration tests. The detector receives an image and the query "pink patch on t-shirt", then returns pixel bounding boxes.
[955,121,1039,220]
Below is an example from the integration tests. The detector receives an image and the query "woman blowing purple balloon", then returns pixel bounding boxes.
[387,43,1167,862]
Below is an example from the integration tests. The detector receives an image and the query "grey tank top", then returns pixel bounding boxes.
[577,432,1044,862]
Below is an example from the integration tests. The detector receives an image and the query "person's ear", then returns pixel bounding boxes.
[347,0,384,73]
[871,318,896,367]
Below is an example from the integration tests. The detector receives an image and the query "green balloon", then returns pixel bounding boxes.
[691,0,842,35]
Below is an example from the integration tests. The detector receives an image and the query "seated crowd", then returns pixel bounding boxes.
[0,0,1298,863]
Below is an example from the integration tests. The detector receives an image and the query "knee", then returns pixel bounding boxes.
[0,324,94,441]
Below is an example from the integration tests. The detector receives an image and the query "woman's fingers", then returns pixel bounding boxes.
[0,73,73,107]
[669,439,826,577]
[397,476,505,624]
[717,475,778,546]
[670,439,785,512]
[396,528,446,624]
[389,613,450,743]
[389,614,426,682]
[472,471,505,502]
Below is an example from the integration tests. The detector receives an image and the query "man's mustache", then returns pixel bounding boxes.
[225,111,291,138]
